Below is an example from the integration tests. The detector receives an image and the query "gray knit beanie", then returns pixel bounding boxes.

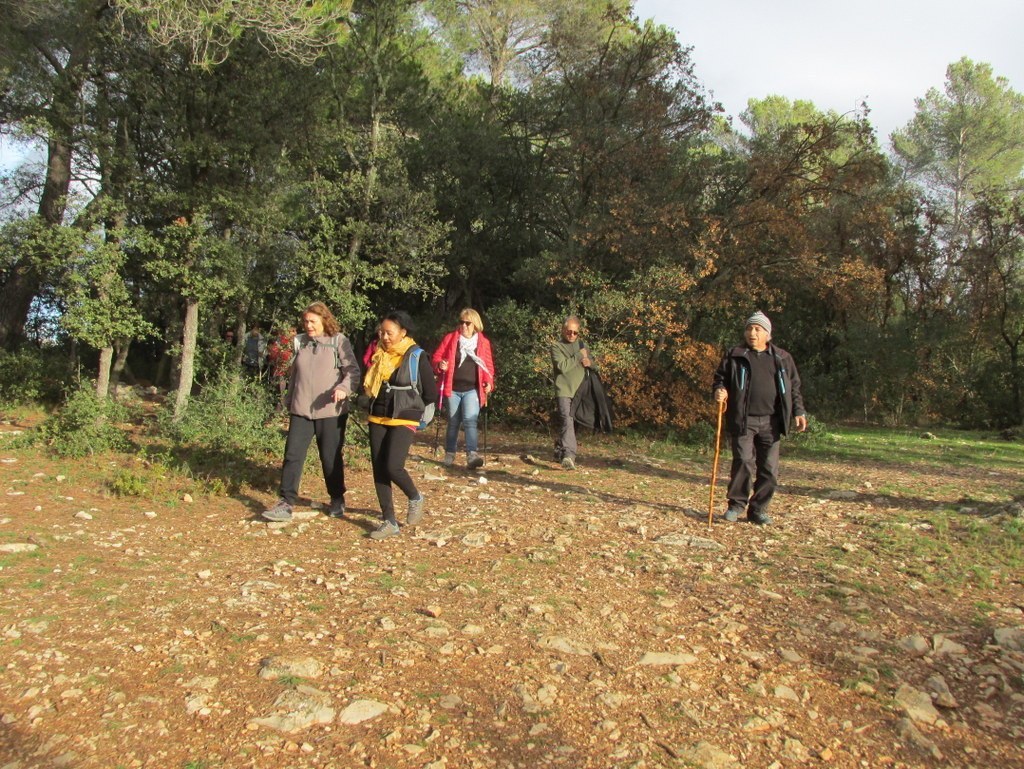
[746,311,772,336]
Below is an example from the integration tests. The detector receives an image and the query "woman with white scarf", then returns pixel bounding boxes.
[431,308,496,469]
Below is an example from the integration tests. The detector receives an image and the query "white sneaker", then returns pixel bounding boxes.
[369,520,401,540]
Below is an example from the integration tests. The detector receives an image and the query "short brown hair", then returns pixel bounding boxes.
[302,302,340,336]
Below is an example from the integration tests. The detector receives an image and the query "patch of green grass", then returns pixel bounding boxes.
[794,423,1024,473]
[182,760,218,769]
[375,574,401,590]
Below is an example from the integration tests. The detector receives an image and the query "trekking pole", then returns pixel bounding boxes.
[431,400,443,456]
[708,399,726,531]
[483,404,488,453]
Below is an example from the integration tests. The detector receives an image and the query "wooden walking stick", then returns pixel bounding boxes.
[708,399,726,530]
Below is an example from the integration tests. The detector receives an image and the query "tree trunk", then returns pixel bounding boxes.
[96,347,114,398]
[173,298,200,421]
[111,339,133,388]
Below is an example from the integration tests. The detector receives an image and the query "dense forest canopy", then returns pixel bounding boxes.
[1,0,1022,429]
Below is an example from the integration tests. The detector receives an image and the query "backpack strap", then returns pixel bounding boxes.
[294,333,342,369]
[408,346,421,390]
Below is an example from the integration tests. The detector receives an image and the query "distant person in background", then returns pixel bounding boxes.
[363,310,437,540]
[432,308,495,470]
[243,325,267,379]
[266,326,296,412]
[224,329,236,346]
[551,315,592,470]
[262,303,360,523]
[712,311,807,526]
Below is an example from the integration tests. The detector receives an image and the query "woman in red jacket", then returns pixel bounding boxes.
[431,308,496,469]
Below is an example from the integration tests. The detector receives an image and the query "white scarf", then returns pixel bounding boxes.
[457,333,490,375]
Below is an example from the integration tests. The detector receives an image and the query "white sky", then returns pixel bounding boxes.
[633,0,1024,145]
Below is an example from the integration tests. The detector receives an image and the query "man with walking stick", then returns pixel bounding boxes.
[712,311,807,525]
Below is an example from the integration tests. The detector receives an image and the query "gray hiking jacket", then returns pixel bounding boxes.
[287,333,361,420]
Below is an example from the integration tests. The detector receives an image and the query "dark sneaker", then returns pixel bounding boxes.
[443,452,456,468]
[326,497,346,518]
[748,510,773,525]
[262,499,293,522]
[724,507,743,523]
[406,495,426,525]
[561,456,576,471]
[369,520,401,540]
[467,452,484,470]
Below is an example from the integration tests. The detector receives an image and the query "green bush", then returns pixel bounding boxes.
[38,384,131,457]
[163,368,279,460]
[0,347,74,407]
[109,470,148,497]
[486,299,559,425]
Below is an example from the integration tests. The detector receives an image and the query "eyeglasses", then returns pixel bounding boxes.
[565,329,580,336]
[459,320,473,326]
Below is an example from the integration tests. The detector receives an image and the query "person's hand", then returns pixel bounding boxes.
[580,348,591,368]
[439,360,449,371]
[795,414,808,432]
[714,388,727,404]
[332,388,348,403]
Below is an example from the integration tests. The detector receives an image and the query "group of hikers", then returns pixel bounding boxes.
[258,303,807,539]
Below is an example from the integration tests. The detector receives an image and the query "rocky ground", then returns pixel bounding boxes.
[1,419,1023,769]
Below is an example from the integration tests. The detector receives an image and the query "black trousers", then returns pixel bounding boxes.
[369,423,419,524]
[279,413,348,504]
[726,414,782,514]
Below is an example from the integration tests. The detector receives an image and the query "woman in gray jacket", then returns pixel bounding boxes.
[262,302,361,522]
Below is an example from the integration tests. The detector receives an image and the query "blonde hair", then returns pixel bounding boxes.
[302,302,340,336]
[459,308,484,334]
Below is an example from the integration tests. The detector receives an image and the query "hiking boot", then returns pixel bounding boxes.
[326,496,346,518]
[724,507,743,523]
[262,499,293,522]
[443,452,456,468]
[561,456,576,471]
[467,452,484,470]
[406,495,426,525]
[369,520,401,540]
[748,510,773,526]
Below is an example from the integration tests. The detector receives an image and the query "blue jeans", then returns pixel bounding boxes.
[445,389,480,453]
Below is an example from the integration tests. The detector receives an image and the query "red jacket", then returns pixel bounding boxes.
[431,330,496,406]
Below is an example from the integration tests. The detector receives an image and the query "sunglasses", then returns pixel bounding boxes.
[459,320,474,326]
[565,329,579,336]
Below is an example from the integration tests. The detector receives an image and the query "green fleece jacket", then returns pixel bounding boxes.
[551,339,591,398]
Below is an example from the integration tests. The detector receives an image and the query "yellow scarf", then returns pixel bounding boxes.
[363,335,416,398]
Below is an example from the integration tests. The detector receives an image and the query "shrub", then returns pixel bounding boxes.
[0,347,74,407]
[38,384,131,457]
[163,368,278,460]
[109,470,148,497]
[485,300,559,425]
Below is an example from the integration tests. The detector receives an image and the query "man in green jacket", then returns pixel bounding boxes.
[551,315,592,470]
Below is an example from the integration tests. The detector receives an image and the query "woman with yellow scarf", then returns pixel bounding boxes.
[363,310,439,539]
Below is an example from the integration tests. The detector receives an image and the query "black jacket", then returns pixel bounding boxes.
[712,343,805,436]
[571,369,613,433]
